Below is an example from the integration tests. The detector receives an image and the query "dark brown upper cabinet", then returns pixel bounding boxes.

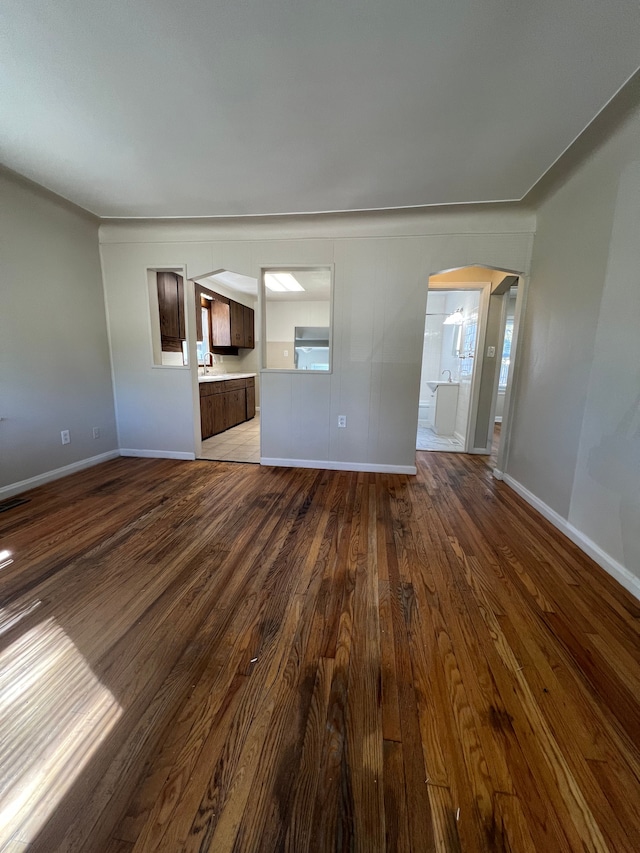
[157,272,185,352]
[211,296,232,347]
[230,301,244,348]
[243,305,254,348]
[196,284,255,354]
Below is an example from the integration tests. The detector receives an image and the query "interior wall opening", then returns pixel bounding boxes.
[418,288,482,452]
[191,270,260,465]
[418,265,523,467]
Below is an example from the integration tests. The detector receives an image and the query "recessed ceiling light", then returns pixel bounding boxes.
[264,272,304,292]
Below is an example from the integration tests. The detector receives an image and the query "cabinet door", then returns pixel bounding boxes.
[200,394,215,439]
[157,272,185,343]
[246,382,256,419]
[211,298,231,347]
[226,389,245,427]
[212,393,228,434]
[243,305,255,348]
[230,301,244,348]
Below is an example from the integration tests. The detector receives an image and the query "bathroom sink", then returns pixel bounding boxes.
[427,380,459,392]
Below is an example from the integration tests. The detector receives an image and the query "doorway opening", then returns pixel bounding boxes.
[418,288,481,452]
[417,265,524,469]
[191,270,261,464]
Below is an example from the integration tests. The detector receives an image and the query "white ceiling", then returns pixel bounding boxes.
[200,268,330,300]
[2,1,639,218]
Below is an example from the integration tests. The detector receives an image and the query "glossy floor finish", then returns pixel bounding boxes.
[1,454,639,852]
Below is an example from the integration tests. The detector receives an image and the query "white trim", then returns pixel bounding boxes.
[260,457,417,475]
[503,474,640,602]
[0,450,121,499]
[119,449,196,461]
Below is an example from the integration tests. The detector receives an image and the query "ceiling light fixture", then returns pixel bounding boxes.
[264,272,304,292]
[443,307,465,325]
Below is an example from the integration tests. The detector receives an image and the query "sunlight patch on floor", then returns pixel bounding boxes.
[0,616,122,846]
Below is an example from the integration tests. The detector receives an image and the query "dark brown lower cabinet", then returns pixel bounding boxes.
[246,382,256,419]
[200,376,256,439]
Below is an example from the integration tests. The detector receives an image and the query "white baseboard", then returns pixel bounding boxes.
[0,450,121,499]
[503,474,640,602]
[120,449,196,461]
[260,457,417,475]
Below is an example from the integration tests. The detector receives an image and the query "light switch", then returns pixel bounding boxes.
[283,349,289,357]
[487,346,496,357]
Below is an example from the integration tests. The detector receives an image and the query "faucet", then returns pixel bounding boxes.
[442,369,452,382]
[203,352,217,375]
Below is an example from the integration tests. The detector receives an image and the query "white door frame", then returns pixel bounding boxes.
[494,276,529,477]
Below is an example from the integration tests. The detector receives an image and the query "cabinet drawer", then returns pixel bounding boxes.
[222,379,247,392]
[199,382,224,397]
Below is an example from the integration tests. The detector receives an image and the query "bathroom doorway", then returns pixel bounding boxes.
[417,287,483,452]
[417,264,526,462]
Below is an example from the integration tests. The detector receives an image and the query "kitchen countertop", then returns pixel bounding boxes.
[198,372,256,383]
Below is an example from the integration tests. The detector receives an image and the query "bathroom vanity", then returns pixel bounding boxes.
[425,381,459,436]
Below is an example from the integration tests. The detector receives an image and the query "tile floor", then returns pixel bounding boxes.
[199,413,260,464]
[416,421,464,452]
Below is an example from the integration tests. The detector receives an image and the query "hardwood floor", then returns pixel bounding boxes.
[1,454,639,852]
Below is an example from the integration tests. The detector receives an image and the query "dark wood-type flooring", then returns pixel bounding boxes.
[1,453,639,852]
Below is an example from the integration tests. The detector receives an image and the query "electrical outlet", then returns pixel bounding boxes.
[92,427,101,439]
[487,346,496,357]
[283,349,289,357]
[338,415,347,428]
[61,430,70,445]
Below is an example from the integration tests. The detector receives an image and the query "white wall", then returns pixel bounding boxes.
[265,299,330,370]
[99,209,534,472]
[0,171,117,495]
[420,292,446,403]
[507,100,640,589]
[445,290,481,441]
[266,300,330,341]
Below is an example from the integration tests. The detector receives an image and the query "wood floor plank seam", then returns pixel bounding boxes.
[1,455,639,852]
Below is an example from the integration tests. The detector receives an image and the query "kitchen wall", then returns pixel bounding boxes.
[99,208,534,470]
[266,299,330,370]
[0,170,118,496]
[508,95,640,592]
